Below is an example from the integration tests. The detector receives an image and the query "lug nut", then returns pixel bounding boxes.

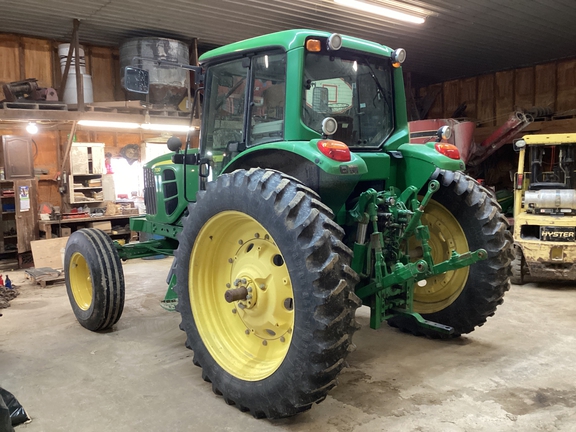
[262,340,267,346]
[233,279,240,286]
[246,295,252,300]
[226,283,231,288]
[254,233,260,238]
[238,239,243,245]
[241,278,247,284]
[280,336,285,343]
[232,308,237,314]
[259,284,266,290]
[245,329,250,335]
[228,258,233,263]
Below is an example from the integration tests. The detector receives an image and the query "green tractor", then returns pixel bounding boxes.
[64,30,513,419]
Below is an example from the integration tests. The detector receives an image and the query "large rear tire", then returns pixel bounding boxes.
[389,171,513,338]
[64,228,125,331]
[174,168,360,419]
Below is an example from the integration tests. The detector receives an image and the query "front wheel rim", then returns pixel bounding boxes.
[69,252,93,310]
[190,211,294,381]
[410,199,470,314]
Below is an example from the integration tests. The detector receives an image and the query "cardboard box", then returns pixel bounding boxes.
[60,227,72,237]
[88,220,112,232]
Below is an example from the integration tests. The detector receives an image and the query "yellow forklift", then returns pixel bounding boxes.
[512,133,576,284]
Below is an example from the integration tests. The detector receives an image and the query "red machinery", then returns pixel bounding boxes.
[409,111,531,166]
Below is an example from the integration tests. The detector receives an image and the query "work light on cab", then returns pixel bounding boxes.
[317,140,351,162]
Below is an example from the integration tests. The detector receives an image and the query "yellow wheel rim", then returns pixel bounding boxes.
[69,252,93,311]
[409,199,469,314]
[190,211,294,381]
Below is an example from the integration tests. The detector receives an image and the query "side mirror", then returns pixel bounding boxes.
[199,158,211,178]
[123,67,149,94]
[167,136,183,152]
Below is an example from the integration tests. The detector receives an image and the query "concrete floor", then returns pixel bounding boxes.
[1,257,575,432]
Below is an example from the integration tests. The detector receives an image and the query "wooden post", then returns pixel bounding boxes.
[58,19,82,104]
[60,121,78,175]
[73,20,85,111]
[190,38,199,118]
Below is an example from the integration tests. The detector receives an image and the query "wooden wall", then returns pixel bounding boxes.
[0,33,122,102]
[416,58,576,126]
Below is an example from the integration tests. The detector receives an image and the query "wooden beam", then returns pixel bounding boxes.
[0,108,194,124]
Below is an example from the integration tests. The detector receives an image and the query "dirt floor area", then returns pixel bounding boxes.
[1,257,575,431]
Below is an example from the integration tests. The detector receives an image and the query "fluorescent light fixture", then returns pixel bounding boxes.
[264,55,269,68]
[141,124,194,132]
[26,122,39,134]
[78,120,140,129]
[78,120,194,132]
[334,0,426,24]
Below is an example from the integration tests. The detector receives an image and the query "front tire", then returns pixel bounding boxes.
[174,168,360,419]
[389,171,513,337]
[511,245,526,285]
[64,228,125,331]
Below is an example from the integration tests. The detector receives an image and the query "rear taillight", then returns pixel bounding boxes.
[434,143,460,160]
[317,140,351,162]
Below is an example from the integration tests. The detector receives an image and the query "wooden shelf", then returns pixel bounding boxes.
[3,235,17,239]
[74,187,103,190]
[74,200,104,204]
[2,212,15,215]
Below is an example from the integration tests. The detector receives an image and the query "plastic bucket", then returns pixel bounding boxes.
[58,43,86,75]
[63,73,94,105]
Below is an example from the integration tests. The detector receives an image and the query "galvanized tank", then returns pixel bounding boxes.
[120,37,189,108]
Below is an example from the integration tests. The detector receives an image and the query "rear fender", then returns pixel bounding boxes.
[223,141,367,212]
[396,142,465,191]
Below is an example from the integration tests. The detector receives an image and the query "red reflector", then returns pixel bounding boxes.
[317,140,351,162]
[434,143,460,160]
[516,173,524,189]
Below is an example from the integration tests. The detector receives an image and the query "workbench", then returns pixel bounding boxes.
[38,214,134,240]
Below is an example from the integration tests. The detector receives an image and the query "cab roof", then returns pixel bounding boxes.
[199,29,393,64]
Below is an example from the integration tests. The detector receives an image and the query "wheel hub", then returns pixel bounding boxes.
[229,237,293,343]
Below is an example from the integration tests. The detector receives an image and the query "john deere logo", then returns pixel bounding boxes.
[154,167,162,174]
